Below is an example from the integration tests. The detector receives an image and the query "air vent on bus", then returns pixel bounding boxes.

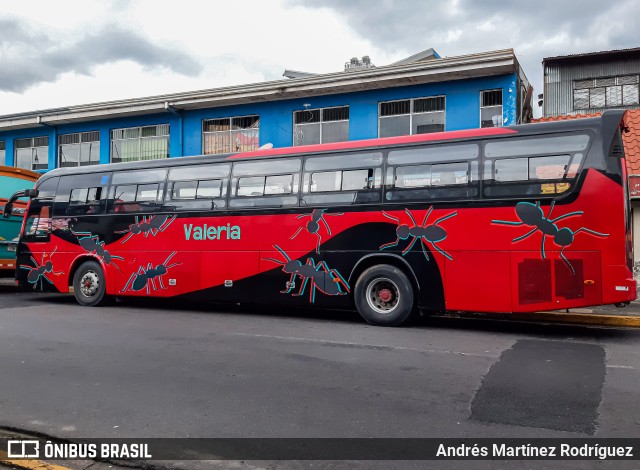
[611,144,624,158]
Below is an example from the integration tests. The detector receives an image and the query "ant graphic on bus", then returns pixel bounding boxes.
[70,228,124,272]
[263,244,350,303]
[121,251,181,294]
[115,214,177,244]
[20,247,64,290]
[492,200,609,274]
[380,207,457,261]
[290,209,343,254]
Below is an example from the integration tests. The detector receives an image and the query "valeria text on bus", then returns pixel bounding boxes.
[9,110,635,326]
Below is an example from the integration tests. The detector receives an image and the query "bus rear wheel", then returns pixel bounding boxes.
[354,265,414,326]
[73,260,107,307]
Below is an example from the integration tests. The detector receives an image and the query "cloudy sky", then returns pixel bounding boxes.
[1,0,639,117]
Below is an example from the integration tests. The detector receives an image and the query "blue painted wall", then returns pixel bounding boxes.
[0,73,517,171]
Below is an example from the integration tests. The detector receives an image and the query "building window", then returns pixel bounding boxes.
[293,106,349,146]
[203,115,259,155]
[573,75,640,110]
[0,141,5,166]
[110,124,169,163]
[481,90,503,127]
[15,137,48,171]
[59,131,100,168]
[379,96,445,137]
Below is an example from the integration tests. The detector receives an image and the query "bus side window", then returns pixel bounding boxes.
[302,151,382,206]
[108,169,166,213]
[166,164,230,211]
[53,174,110,217]
[229,158,300,208]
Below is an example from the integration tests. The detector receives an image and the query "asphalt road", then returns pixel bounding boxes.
[0,285,639,469]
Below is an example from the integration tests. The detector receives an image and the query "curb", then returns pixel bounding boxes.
[458,310,640,328]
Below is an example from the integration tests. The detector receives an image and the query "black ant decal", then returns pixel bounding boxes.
[115,214,177,244]
[263,245,350,303]
[20,247,64,290]
[380,207,457,261]
[290,209,343,254]
[492,201,609,274]
[71,229,124,273]
[121,252,181,294]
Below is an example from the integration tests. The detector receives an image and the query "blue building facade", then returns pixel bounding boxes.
[0,49,531,172]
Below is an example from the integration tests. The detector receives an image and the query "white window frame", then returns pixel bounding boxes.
[573,75,640,110]
[202,115,260,155]
[293,105,350,146]
[480,89,504,128]
[58,131,100,168]
[0,141,5,166]
[14,137,49,171]
[378,96,446,137]
[110,124,169,163]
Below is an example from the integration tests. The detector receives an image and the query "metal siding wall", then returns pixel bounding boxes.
[545,58,640,116]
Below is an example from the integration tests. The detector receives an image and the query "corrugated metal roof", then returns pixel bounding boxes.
[531,109,640,174]
[0,49,519,132]
[544,47,640,64]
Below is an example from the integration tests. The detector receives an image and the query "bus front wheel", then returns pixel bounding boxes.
[73,260,107,307]
[354,265,414,326]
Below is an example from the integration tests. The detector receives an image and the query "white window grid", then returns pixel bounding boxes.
[480,89,504,128]
[110,124,169,163]
[202,115,260,155]
[378,96,446,137]
[293,106,349,146]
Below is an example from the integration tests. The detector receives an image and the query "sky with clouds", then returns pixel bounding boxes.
[1,0,638,117]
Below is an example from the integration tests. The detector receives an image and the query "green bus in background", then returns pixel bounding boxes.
[0,166,39,275]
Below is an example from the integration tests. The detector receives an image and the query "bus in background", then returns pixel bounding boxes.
[0,166,39,274]
[6,110,635,326]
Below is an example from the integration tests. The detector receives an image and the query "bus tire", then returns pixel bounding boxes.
[354,265,414,326]
[73,260,107,307]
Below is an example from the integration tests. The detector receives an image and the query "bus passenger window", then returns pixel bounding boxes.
[495,158,528,182]
[265,175,292,195]
[136,184,160,202]
[311,172,341,192]
[172,181,197,199]
[529,155,570,180]
[342,169,371,191]
[237,177,265,197]
[196,180,222,198]
[431,163,468,186]
[396,165,431,188]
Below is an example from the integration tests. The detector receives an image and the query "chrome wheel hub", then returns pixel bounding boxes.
[80,270,100,298]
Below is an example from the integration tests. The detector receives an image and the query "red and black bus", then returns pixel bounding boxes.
[6,109,635,326]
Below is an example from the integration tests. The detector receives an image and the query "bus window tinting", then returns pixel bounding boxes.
[529,155,570,180]
[431,163,468,186]
[35,177,60,199]
[54,174,109,216]
[169,164,230,181]
[233,159,300,176]
[237,177,266,197]
[172,181,197,199]
[265,175,293,195]
[112,169,166,185]
[342,169,371,190]
[484,134,590,158]
[196,180,222,198]
[495,158,528,182]
[395,165,431,188]
[305,152,382,171]
[388,144,479,165]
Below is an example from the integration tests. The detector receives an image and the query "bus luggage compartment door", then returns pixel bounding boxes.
[510,251,601,312]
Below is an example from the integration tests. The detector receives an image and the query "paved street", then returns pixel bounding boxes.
[0,285,639,469]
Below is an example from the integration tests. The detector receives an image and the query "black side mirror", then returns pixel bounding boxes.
[2,188,39,218]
